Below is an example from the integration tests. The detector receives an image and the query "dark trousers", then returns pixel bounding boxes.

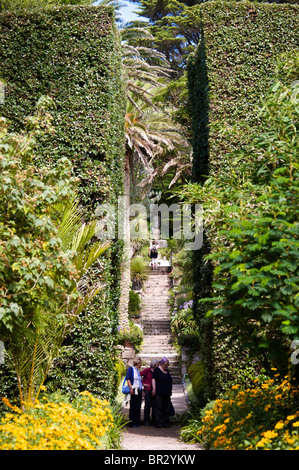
[129,390,142,426]
[155,394,171,427]
[144,389,156,425]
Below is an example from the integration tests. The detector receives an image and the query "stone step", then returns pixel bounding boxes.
[141,345,177,354]
[140,356,181,384]
[142,305,170,308]
[142,295,170,299]
[144,286,171,289]
[141,354,180,367]
[142,320,170,324]
[143,327,171,333]
[141,307,170,312]
[135,270,182,384]
[142,334,173,343]
[141,302,170,307]
[144,281,171,286]
[142,310,170,313]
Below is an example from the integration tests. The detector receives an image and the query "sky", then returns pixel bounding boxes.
[93,1,148,24]
[118,1,148,24]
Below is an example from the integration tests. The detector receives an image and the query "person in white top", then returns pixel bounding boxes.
[126,357,143,427]
[159,256,170,267]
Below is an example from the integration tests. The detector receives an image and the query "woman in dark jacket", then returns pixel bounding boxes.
[125,357,143,427]
[151,357,173,428]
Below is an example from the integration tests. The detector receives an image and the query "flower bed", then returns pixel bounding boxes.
[0,391,116,450]
[195,374,299,450]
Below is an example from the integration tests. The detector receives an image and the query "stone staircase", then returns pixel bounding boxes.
[139,268,181,384]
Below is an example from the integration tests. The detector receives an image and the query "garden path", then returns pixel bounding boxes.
[120,267,203,451]
[120,384,203,451]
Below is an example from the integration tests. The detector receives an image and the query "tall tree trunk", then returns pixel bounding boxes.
[118,152,131,330]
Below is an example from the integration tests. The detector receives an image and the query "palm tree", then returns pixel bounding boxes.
[118,89,188,329]
[11,199,110,410]
[96,3,190,328]
[92,18,189,329]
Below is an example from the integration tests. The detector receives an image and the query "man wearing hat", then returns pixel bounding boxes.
[151,357,173,428]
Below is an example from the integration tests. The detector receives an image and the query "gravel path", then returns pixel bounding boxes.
[120,384,203,451]
[121,424,203,451]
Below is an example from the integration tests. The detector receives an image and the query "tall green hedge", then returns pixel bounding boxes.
[189,1,299,177]
[187,0,299,403]
[0,5,125,400]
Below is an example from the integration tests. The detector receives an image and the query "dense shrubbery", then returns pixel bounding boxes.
[179,47,299,451]
[128,290,141,319]
[186,1,299,402]
[182,64,299,377]
[117,321,144,353]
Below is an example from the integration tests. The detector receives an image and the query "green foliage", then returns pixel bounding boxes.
[0,105,78,336]
[0,5,125,401]
[128,0,202,71]
[188,361,205,396]
[0,102,114,409]
[117,321,144,353]
[183,53,299,385]
[0,0,91,14]
[0,5,125,212]
[0,106,79,407]
[188,1,299,177]
[184,1,299,403]
[130,256,149,286]
[208,78,298,371]
[114,358,126,388]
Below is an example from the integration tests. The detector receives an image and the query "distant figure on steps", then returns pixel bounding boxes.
[149,240,159,270]
[159,256,170,267]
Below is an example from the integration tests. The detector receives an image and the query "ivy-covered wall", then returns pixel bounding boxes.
[0,5,125,399]
[188,0,299,403]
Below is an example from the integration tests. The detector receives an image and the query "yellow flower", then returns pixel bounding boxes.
[263,430,278,440]
[292,422,299,428]
[256,438,269,448]
[2,397,22,413]
[0,391,114,450]
[275,421,284,430]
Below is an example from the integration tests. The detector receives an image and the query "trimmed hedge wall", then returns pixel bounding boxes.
[189,1,299,177]
[0,5,125,400]
[188,0,299,403]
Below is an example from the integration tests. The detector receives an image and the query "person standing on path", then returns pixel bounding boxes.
[151,357,173,428]
[140,358,159,426]
[125,357,143,428]
[149,240,159,270]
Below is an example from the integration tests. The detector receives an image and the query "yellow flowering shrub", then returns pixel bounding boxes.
[0,391,115,450]
[196,375,299,450]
